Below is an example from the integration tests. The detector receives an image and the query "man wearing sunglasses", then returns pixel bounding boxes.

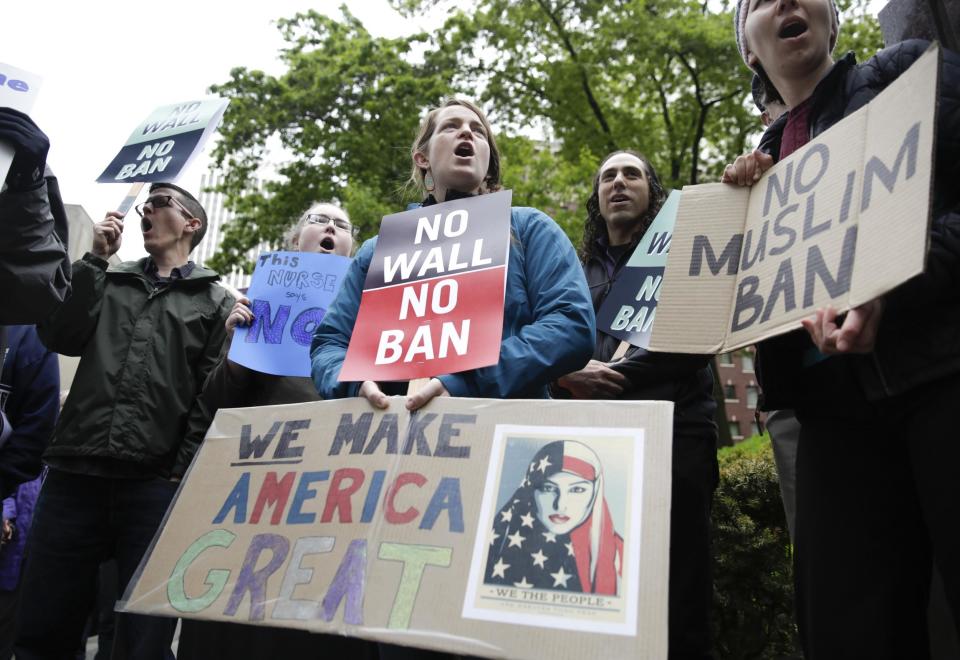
[16,182,233,660]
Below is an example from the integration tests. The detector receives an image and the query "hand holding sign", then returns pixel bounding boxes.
[91,212,125,259]
[801,299,884,354]
[557,360,628,399]
[722,149,775,187]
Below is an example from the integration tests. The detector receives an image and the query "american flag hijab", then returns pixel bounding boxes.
[485,440,624,594]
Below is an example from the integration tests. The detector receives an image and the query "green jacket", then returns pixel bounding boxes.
[38,253,233,478]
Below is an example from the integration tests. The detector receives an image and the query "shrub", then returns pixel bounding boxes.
[711,435,800,659]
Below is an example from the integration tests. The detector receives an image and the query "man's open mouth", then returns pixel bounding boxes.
[141,218,153,233]
[454,142,475,157]
[320,236,335,251]
[611,194,630,203]
[779,18,808,39]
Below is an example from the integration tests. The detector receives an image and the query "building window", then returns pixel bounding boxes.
[745,384,759,409]
[719,352,734,366]
[728,420,742,439]
[741,350,755,372]
[751,420,762,437]
[724,383,737,400]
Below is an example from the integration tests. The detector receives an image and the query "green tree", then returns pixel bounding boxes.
[205,7,456,274]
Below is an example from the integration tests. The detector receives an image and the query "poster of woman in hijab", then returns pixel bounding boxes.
[463,425,644,635]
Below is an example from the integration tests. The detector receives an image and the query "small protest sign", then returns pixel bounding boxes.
[0,62,43,184]
[649,45,939,354]
[96,98,229,183]
[595,191,680,348]
[339,191,512,382]
[229,251,352,377]
[121,397,673,659]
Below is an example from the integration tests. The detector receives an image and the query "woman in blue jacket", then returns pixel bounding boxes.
[311,98,595,411]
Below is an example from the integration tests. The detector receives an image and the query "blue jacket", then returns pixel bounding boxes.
[311,205,595,399]
[0,325,59,498]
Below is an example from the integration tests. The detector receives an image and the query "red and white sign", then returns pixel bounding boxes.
[339,191,512,382]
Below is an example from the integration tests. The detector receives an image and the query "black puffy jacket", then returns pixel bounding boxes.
[755,40,960,409]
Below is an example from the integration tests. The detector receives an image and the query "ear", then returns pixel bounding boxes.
[413,150,430,170]
[747,50,759,68]
[183,217,201,237]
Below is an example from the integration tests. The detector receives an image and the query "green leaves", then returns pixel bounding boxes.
[207,1,882,273]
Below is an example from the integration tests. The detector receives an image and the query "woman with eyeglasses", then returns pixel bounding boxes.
[311,98,595,413]
[177,202,377,660]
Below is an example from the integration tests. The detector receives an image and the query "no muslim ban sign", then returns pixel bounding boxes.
[120,397,674,659]
[595,191,679,349]
[96,98,229,183]
[339,191,512,382]
[649,45,939,354]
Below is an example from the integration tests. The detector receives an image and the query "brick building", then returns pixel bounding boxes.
[717,347,763,442]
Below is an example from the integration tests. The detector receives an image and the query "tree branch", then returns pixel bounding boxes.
[534,0,615,150]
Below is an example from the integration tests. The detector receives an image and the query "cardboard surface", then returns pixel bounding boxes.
[230,252,352,377]
[96,98,228,183]
[122,397,673,659]
[340,192,512,382]
[0,62,43,184]
[596,190,679,348]
[649,45,939,354]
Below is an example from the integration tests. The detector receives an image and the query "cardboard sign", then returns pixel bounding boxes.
[122,397,673,659]
[339,192,512,382]
[596,191,680,348]
[649,45,939,354]
[0,62,43,184]
[229,252,352,377]
[96,98,229,183]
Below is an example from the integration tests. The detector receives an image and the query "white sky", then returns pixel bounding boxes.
[3,0,447,259]
[6,0,889,261]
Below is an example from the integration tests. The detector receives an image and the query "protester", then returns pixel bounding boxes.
[311,98,595,410]
[555,150,718,658]
[0,325,59,659]
[311,97,595,658]
[0,108,70,326]
[727,0,960,654]
[15,183,233,659]
[177,201,376,660]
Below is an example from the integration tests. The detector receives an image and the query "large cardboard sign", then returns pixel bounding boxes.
[229,252,352,377]
[0,62,43,184]
[649,45,939,354]
[339,192,512,382]
[122,397,673,659]
[96,98,229,183]
[596,191,680,348]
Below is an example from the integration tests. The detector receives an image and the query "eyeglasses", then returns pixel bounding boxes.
[135,195,193,219]
[303,213,356,234]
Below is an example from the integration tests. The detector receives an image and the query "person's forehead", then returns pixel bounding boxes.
[435,105,483,125]
[306,203,348,221]
[600,153,645,175]
[547,471,593,486]
[149,187,178,199]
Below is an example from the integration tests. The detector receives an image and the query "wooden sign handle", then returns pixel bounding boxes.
[407,378,431,395]
[116,182,145,216]
[610,341,631,362]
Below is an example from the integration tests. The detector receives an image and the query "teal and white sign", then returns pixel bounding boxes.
[96,97,229,183]
[595,190,680,348]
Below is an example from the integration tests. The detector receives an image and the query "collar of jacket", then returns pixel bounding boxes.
[759,51,857,159]
[108,257,220,283]
[418,189,479,208]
